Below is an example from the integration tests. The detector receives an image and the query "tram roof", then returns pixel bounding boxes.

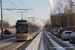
[17,20,27,22]
[17,20,38,26]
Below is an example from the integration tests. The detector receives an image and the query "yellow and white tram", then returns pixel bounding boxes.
[16,20,39,40]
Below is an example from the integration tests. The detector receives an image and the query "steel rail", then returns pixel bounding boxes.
[16,41,29,50]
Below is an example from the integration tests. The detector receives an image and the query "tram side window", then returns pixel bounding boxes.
[30,25,33,33]
[32,25,33,32]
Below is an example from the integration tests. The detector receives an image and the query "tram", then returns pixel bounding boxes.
[16,20,39,40]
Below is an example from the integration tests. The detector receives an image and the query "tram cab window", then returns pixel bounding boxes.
[17,24,28,33]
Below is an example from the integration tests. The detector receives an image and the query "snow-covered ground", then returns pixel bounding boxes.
[40,34,44,50]
[26,31,42,50]
[44,31,66,50]
[46,31,75,50]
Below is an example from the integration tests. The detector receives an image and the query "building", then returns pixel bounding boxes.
[51,13,75,27]
[51,13,66,27]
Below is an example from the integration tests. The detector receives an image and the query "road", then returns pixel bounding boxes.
[0,28,16,39]
[0,28,29,50]
[0,36,29,50]
[0,37,16,50]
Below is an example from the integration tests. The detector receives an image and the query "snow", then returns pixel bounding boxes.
[45,31,75,50]
[25,31,42,50]
[44,31,66,50]
[40,34,44,50]
[25,30,75,50]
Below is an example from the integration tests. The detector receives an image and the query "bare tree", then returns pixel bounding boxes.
[0,20,11,28]
[44,19,50,30]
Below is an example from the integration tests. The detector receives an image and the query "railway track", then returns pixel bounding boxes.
[45,31,73,50]
[0,34,39,50]
[43,31,55,50]
[16,40,31,50]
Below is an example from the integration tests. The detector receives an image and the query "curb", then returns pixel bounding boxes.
[37,34,42,50]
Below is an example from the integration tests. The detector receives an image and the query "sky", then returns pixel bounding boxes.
[0,0,58,26]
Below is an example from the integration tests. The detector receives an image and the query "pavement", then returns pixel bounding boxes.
[0,33,16,40]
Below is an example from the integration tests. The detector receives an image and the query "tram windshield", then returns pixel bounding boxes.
[17,24,28,33]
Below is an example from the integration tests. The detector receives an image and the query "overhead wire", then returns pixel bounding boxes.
[2,1,13,8]
[9,0,19,9]
[2,5,19,16]
[2,1,19,16]
[20,0,26,8]
[3,0,19,14]
[9,0,29,17]
[20,0,34,17]
[19,0,30,17]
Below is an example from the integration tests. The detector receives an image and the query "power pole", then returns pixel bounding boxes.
[43,19,44,28]
[3,9,33,20]
[17,11,27,20]
[40,19,45,28]
[28,17,30,20]
[6,18,10,29]
[1,0,3,38]
[31,17,36,22]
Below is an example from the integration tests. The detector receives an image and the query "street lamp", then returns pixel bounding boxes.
[6,18,10,29]
[40,19,45,27]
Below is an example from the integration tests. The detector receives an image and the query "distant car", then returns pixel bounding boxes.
[57,29,66,38]
[4,30,11,34]
[53,30,58,36]
[61,31,72,40]
[51,30,56,34]
[47,29,49,31]
[51,30,53,32]
[51,30,54,34]
[69,32,75,45]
